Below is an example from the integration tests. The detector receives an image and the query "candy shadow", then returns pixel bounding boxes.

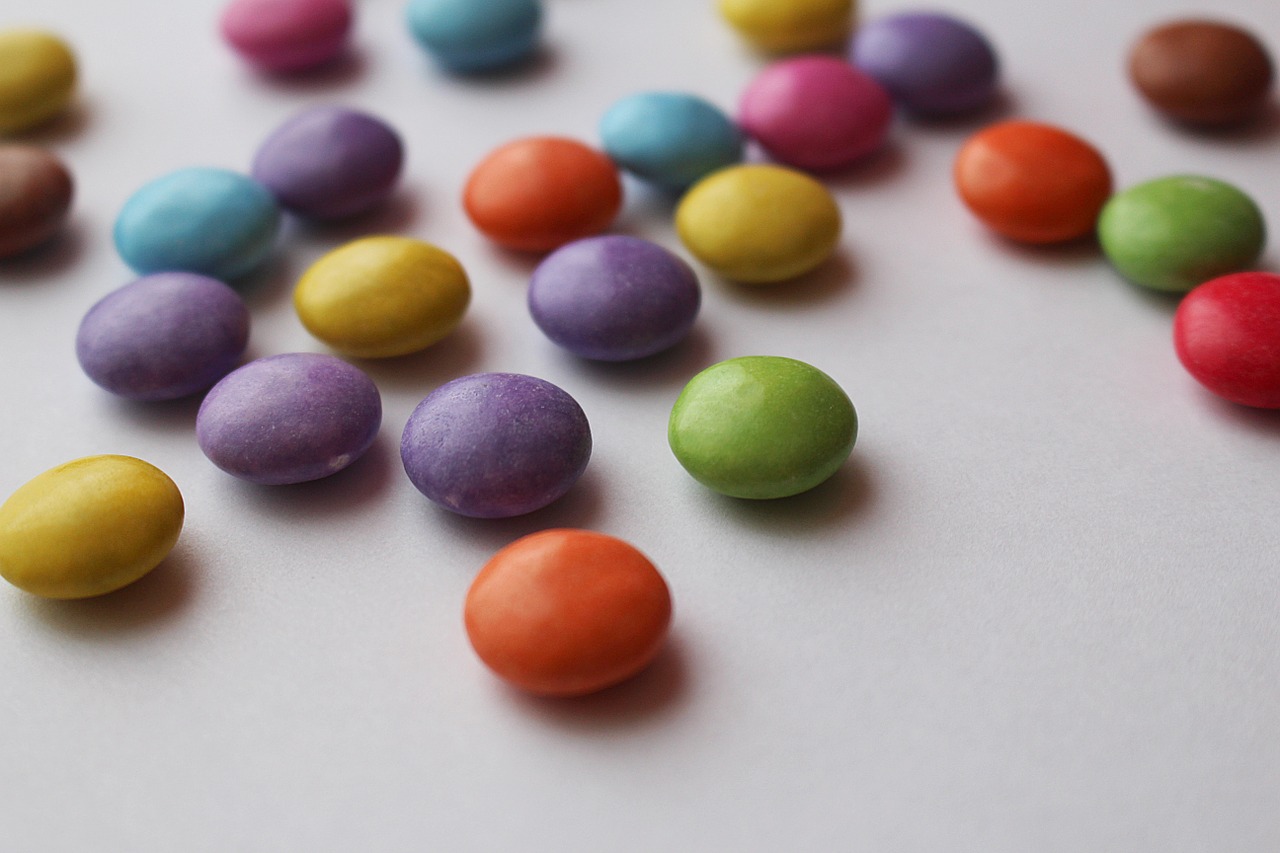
[905,88,1017,134]
[1114,277,1183,317]
[1197,393,1280,436]
[0,220,90,283]
[558,325,717,391]
[980,228,1106,271]
[708,455,876,534]
[715,247,857,308]
[356,320,486,397]
[246,48,368,93]
[811,138,908,189]
[232,248,299,310]
[101,391,205,436]
[1156,100,1280,145]
[224,433,398,519]
[294,186,426,246]
[430,43,561,87]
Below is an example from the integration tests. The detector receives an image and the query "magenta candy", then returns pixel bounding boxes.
[220,0,353,73]
[738,55,893,171]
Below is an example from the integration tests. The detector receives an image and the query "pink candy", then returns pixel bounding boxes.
[220,0,353,73]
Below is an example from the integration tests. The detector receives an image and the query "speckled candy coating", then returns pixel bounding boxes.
[405,0,542,73]
[197,352,382,485]
[0,144,73,258]
[528,236,701,361]
[400,373,591,518]
[850,12,999,117]
[76,272,250,401]
[252,106,403,220]
[599,92,743,190]
[220,0,353,73]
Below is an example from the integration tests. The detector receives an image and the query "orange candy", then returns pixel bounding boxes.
[464,529,672,697]
[462,136,623,252]
[953,120,1112,244]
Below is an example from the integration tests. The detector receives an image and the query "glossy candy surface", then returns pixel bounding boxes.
[1174,272,1280,408]
[668,355,857,499]
[599,92,742,190]
[0,455,183,599]
[465,529,672,696]
[718,0,853,53]
[77,273,250,401]
[405,0,542,73]
[401,373,591,518]
[0,144,72,258]
[0,29,76,134]
[220,0,353,73]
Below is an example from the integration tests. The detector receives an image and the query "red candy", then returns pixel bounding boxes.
[1173,271,1280,408]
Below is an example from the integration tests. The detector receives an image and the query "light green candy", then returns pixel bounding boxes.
[1097,175,1266,293]
[668,356,857,499]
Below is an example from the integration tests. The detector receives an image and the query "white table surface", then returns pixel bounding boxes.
[2,1,1278,850]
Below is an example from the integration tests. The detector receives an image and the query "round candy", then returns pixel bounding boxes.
[400,373,591,518]
[718,0,852,53]
[220,0,353,73]
[251,106,403,220]
[405,0,542,74]
[738,55,893,171]
[1128,19,1274,126]
[1097,175,1265,293]
[1174,272,1280,408]
[197,352,381,485]
[114,167,281,280]
[0,29,76,134]
[668,355,857,499]
[528,235,700,361]
[76,273,250,401]
[675,164,841,283]
[464,529,672,697]
[463,137,622,252]
[850,12,1000,117]
[953,120,1112,244]
[294,236,470,358]
[0,144,72,258]
[599,92,743,190]
[0,455,183,599]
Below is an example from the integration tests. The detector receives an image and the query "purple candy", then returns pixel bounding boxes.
[850,12,999,117]
[528,235,700,361]
[251,106,404,220]
[197,352,382,485]
[400,373,591,518]
[75,272,250,401]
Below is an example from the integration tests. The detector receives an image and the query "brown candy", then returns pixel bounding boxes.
[1128,20,1274,126]
[0,144,72,258]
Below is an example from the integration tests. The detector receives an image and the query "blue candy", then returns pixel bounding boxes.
[405,0,542,74]
[600,92,743,190]
[114,167,280,280]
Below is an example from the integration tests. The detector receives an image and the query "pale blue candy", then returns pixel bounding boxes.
[600,92,743,190]
[405,0,542,74]
[114,167,280,280]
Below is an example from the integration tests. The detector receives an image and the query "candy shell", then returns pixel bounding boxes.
[1174,272,1280,408]
[0,144,72,258]
[718,0,853,53]
[405,0,542,73]
[220,0,353,73]
[0,29,76,134]
[599,92,743,190]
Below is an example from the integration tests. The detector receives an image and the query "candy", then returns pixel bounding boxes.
[114,167,281,280]
[251,106,403,221]
[464,529,672,696]
[668,355,856,499]
[1174,272,1280,408]
[675,164,841,283]
[220,0,353,73]
[76,273,250,401]
[718,0,853,53]
[599,92,743,190]
[1128,19,1274,126]
[850,12,999,117]
[0,455,183,599]
[953,120,1112,244]
[0,29,76,134]
[1097,175,1265,293]
[738,55,892,171]
[405,0,542,74]
[528,235,700,361]
[197,353,381,485]
[294,236,470,358]
[0,144,72,258]
[464,137,622,252]
[401,373,591,518]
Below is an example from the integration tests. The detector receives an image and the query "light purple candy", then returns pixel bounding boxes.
[400,372,591,518]
[528,235,700,361]
[251,106,404,220]
[197,352,382,485]
[850,12,999,117]
[75,272,250,401]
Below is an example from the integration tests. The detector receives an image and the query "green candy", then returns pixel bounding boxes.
[1097,175,1266,293]
[668,356,857,499]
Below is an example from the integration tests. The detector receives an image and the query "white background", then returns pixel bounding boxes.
[2,1,1278,850]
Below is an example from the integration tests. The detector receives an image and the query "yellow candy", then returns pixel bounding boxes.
[294,235,471,358]
[675,164,842,284]
[0,30,76,134]
[0,456,184,599]
[718,0,854,53]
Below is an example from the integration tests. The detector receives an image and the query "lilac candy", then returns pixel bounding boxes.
[850,12,999,117]
[197,352,381,485]
[528,235,700,361]
[75,272,250,401]
[251,106,404,220]
[400,373,591,518]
